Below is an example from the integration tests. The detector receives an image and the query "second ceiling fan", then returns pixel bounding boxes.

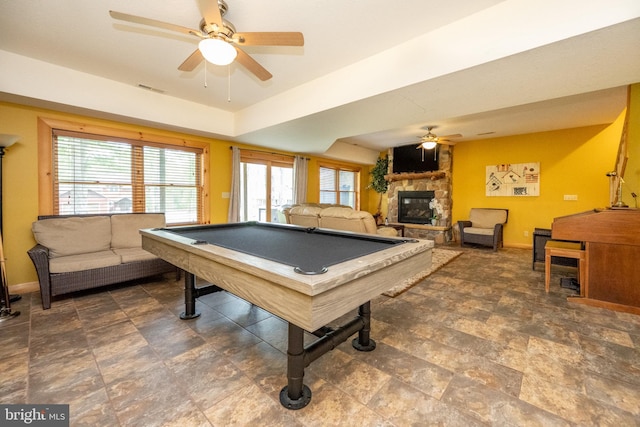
[110,0,304,81]
[417,127,462,150]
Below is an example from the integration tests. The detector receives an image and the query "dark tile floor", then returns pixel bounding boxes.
[2,245,640,426]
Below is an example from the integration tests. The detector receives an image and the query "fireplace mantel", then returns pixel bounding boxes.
[384,171,446,182]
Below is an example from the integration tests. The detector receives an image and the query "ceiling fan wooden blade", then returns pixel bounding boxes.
[178,49,204,71]
[199,0,223,26]
[233,32,304,46]
[437,133,462,145]
[109,10,199,36]
[234,48,272,81]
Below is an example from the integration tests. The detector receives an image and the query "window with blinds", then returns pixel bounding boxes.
[319,165,360,208]
[53,130,203,224]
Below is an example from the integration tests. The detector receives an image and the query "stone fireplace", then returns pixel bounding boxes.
[385,146,453,243]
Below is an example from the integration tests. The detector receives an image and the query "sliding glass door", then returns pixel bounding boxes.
[239,153,293,223]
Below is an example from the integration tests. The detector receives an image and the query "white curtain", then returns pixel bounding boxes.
[293,155,308,204]
[227,146,241,223]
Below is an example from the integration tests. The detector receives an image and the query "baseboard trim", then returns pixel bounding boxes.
[505,243,532,249]
[9,281,39,294]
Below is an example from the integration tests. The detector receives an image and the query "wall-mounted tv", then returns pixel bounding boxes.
[392,144,439,173]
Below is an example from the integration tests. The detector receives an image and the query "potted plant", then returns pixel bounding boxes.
[429,198,443,226]
[367,155,389,225]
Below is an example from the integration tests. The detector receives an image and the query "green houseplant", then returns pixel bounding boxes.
[367,155,389,224]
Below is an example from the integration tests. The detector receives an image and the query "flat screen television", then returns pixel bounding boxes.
[392,144,439,173]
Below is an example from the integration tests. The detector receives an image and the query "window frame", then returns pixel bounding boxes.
[239,149,294,222]
[317,161,361,209]
[37,117,210,223]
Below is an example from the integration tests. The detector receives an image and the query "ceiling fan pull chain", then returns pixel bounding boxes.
[227,65,231,102]
[204,61,208,88]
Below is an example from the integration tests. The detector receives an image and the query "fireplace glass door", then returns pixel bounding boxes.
[398,191,435,224]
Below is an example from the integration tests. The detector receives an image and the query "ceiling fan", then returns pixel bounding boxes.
[417,127,462,150]
[109,0,304,81]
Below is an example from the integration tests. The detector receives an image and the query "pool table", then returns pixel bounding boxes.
[140,222,433,409]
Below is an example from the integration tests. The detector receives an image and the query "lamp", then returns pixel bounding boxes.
[420,141,437,150]
[607,171,628,208]
[0,134,20,321]
[614,176,628,208]
[0,134,19,235]
[199,38,237,66]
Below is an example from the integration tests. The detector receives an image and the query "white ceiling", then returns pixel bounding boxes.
[1,0,639,164]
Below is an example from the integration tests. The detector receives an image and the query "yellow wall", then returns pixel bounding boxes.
[3,83,637,285]
[451,117,627,248]
[0,102,373,287]
[621,84,640,207]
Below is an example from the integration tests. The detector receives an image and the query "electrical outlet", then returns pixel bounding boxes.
[524,230,529,237]
[563,194,578,201]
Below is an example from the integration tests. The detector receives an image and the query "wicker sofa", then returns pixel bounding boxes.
[458,208,509,251]
[28,213,177,309]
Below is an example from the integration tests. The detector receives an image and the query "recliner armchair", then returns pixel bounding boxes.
[287,205,398,237]
[458,208,508,251]
[318,207,398,237]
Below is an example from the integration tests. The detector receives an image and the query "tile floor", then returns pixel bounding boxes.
[2,245,640,426]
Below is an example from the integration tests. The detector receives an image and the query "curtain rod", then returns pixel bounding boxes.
[229,146,309,160]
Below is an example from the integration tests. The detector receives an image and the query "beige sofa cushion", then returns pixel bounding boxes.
[319,207,378,234]
[376,226,400,237]
[469,208,508,229]
[49,250,121,273]
[112,247,158,263]
[283,203,352,224]
[461,227,495,236]
[111,213,166,249]
[288,206,323,228]
[32,216,111,258]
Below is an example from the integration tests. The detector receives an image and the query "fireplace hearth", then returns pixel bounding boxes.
[398,191,435,224]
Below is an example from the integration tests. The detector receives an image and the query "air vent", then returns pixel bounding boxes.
[137,84,165,94]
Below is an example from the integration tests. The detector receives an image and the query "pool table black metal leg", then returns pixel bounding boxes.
[180,272,201,320]
[352,301,376,351]
[280,323,312,410]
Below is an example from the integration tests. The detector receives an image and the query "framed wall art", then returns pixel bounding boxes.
[486,162,540,197]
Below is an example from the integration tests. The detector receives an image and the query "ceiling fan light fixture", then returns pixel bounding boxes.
[199,38,237,65]
[420,141,437,150]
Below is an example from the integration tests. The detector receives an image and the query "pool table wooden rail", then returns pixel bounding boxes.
[141,227,433,331]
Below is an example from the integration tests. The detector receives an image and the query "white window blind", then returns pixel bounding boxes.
[53,130,203,225]
[319,166,359,208]
[319,167,336,204]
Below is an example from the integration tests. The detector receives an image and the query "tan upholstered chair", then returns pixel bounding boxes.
[458,208,508,251]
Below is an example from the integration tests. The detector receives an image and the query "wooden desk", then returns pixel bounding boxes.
[552,208,640,314]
